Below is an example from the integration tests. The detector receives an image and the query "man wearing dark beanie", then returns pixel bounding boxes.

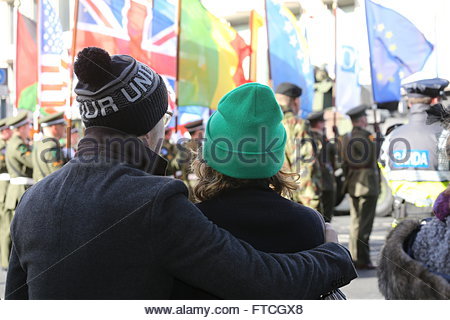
[5,47,356,299]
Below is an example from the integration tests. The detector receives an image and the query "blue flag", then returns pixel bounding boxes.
[365,0,433,103]
[266,0,315,118]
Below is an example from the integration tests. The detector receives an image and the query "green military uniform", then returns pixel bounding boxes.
[32,112,68,182]
[342,105,380,268]
[2,112,33,268]
[0,118,11,269]
[307,111,337,222]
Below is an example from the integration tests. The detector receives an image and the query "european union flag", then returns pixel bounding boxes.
[365,0,433,103]
[266,0,315,119]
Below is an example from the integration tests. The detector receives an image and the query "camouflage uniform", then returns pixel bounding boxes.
[176,139,201,201]
[282,110,320,209]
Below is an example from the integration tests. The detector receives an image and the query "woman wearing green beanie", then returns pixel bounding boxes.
[171,83,331,299]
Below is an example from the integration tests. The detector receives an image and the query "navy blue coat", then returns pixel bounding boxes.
[171,185,326,299]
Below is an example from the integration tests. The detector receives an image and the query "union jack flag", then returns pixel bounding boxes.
[76,0,177,109]
[39,0,69,112]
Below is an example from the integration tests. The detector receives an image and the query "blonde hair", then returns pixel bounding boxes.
[192,154,299,202]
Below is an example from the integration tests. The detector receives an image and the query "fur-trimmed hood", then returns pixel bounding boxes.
[378,220,450,299]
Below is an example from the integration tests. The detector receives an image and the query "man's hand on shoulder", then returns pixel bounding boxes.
[325,223,339,243]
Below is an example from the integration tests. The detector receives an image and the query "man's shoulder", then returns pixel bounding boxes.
[353,126,369,134]
[389,121,438,140]
[35,136,60,149]
[352,127,374,140]
[6,135,29,157]
[6,134,22,148]
[20,163,189,216]
[309,130,323,140]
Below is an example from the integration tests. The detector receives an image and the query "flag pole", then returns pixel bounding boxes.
[67,0,80,153]
[14,3,19,112]
[249,10,257,82]
[332,0,338,139]
[364,0,377,107]
[36,0,41,126]
[249,10,254,82]
[264,0,273,87]
[174,0,182,133]
[363,0,380,134]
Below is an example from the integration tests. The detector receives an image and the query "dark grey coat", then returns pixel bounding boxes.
[5,126,357,300]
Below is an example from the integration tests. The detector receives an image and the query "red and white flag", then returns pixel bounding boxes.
[39,0,69,114]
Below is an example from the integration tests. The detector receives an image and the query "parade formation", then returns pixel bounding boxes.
[0,0,449,302]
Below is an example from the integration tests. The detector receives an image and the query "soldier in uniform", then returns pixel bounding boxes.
[32,112,68,182]
[2,111,33,269]
[65,120,82,160]
[307,111,336,222]
[380,78,450,225]
[160,127,179,177]
[67,127,80,159]
[275,82,319,209]
[342,105,380,269]
[176,119,204,200]
[0,117,12,270]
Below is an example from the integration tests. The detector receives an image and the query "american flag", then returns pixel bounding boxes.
[76,0,177,110]
[39,0,69,111]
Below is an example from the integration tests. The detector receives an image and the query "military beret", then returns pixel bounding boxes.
[346,105,369,120]
[39,111,66,127]
[307,111,325,122]
[0,118,9,130]
[275,82,302,98]
[402,78,449,98]
[184,119,204,134]
[7,111,30,129]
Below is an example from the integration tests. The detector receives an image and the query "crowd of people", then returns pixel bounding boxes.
[0,45,449,299]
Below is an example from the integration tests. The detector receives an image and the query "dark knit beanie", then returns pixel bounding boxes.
[74,47,168,136]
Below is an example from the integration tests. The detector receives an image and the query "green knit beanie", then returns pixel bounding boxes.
[203,83,286,179]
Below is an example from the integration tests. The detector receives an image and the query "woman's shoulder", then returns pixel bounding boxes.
[281,196,324,217]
